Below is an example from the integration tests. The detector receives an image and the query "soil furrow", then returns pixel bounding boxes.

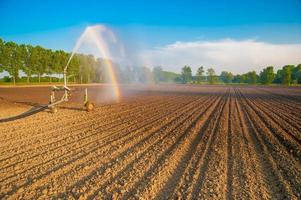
[226,88,233,200]
[244,89,301,142]
[63,95,221,199]
[1,85,300,199]
[3,94,215,199]
[240,89,301,160]
[0,96,199,196]
[189,90,229,199]
[237,88,300,199]
[0,96,183,170]
[0,96,177,150]
[120,94,225,200]
[258,88,301,107]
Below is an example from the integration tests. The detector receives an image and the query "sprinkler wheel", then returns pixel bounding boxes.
[50,106,58,113]
[85,101,94,112]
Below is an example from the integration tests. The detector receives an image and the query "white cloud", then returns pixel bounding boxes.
[136,39,301,74]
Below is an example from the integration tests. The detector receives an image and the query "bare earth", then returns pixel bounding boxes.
[0,84,300,199]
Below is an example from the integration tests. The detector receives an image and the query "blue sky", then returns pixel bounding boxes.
[0,0,301,73]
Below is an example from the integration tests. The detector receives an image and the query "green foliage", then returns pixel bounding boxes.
[273,69,282,84]
[292,64,301,81]
[0,76,11,82]
[246,71,257,84]
[281,65,293,85]
[0,38,110,84]
[232,71,258,84]
[162,71,181,83]
[207,68,218,84]
[273,65,299,85]
[152,66,181,83]
[0,38,4,73]
[220,71,233,83]
[196,66,205,83]
[232,75,242,83]
[260,66,275,85]
[3,41,22,85]
[297,70,301,84]
[181,65,192,83]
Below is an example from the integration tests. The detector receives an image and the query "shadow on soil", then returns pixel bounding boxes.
[0,97,51,123]
[0,105,48,123]
[0,102,88,123]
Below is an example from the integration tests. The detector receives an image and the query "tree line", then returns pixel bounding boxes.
[0,38,104,84]
[0,38,300,85]
[0,38,155,85]
[178,65,301,85]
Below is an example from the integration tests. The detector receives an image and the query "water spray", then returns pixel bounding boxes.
[47,36,92,113]
[47,24,123,113]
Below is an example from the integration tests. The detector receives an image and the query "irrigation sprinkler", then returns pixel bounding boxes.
[47,66,94,113]
[48,85,70,113]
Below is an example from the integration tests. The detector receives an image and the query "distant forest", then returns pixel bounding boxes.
[179,64,301,85]
[0,38,300,85]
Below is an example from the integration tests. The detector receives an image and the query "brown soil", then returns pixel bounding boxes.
[0,84,300,199]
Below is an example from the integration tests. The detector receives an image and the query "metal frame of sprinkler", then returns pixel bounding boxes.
[48,65,94,113]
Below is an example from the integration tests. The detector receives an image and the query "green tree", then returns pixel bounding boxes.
[78,54,87,83]
[246,71,257,84]
[273,69,282,84]
[18,44,31,83]
[260,66,275,85]
[27,45,39,82]
[76,54,96,83]
[3,41,22,85]
[196,66,205,83]
[297,70,301,84]
[85,55,95,83]
[220,71,233,84]
[233,75,243,83]
[32,46,45,83]
[43,49,54,83]
[292,64,301,83]
[68,54,80,83]
[281,65,293,85]
[52,50,63,76]
[0,38,4,73]
[59,51,69,78]
[207,68,217,84]
[0,38,107,84]
[181,65,192,83]
[241,74,248,83]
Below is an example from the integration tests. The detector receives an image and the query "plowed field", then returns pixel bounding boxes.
[0,85,300,199]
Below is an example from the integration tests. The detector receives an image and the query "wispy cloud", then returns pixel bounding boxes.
[137,39,301,74]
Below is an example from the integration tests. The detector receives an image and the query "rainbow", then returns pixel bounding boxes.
[66,25,121,102]
[103,58,121,102]
[89,28,121,102]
